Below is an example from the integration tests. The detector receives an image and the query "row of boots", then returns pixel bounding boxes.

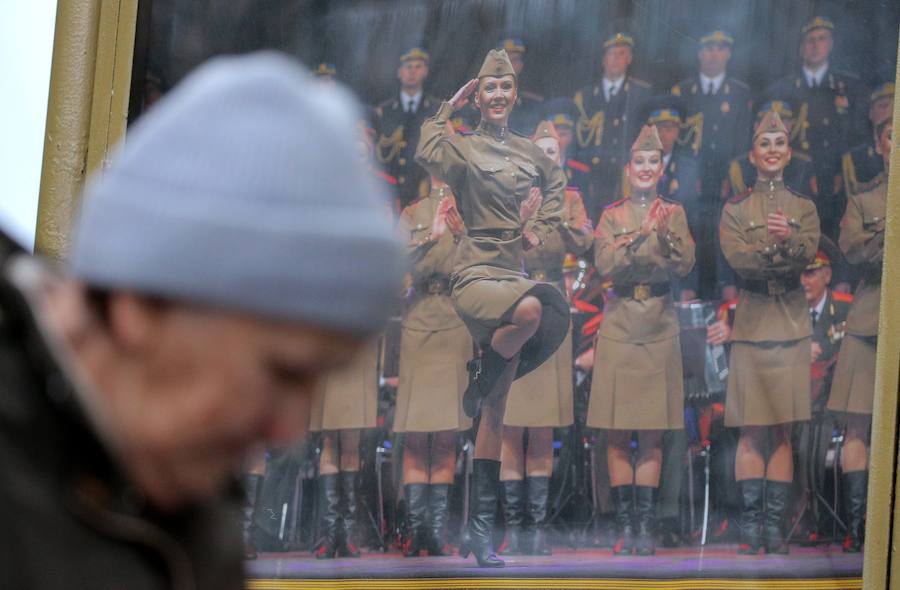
[315,472,362,559]
[500,476,552,556]
[402,483,452,557]
[611,485,658,556]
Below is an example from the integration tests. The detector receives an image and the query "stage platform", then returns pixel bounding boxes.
[246,544,863,589]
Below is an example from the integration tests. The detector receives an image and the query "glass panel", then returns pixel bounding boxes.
[132,0,898,585]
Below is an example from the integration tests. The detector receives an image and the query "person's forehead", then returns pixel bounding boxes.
[631,149,661,158]
[805,29,833,41]
[701,42,730,51]
[756,131,788,141]
[480,74,515,84]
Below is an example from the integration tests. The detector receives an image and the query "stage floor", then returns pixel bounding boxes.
[246,544,863,589]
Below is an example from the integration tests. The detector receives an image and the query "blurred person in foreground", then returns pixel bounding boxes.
[0,52,403,589]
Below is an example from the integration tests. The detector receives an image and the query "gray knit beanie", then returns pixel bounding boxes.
[69,51,404,335]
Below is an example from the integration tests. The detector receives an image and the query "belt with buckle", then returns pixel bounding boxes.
[613,283,671,301]
[468,228,522,241]
[742,277,801,296]
[415,276,450,296]
[530,268,563,282]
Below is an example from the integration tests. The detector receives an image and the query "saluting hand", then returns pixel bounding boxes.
[767,207,792,243]
[520,187,543,224]
[449,79,479,112]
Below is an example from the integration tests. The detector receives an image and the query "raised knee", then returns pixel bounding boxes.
[516,296,543,329]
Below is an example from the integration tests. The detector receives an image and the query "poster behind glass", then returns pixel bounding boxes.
[131,0,898,585]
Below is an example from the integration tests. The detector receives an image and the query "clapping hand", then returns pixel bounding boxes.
[767,207,792,243]
[520,187,543,224]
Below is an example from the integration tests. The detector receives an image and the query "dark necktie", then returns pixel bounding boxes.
[707,82,714,95]
[810,309,819,326]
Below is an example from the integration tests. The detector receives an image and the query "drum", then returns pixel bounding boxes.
[676,301,729,403]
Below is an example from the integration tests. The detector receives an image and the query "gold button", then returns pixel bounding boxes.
[592,157,600,165]
[399,176,406,184]
[399,158,407,166]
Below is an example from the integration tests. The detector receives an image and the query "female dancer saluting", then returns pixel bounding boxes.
[415,49,569,567]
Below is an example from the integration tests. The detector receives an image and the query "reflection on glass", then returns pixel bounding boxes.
[132,0,898,584]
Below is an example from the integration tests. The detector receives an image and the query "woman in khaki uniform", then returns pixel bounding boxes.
[827,116,891,552]
[394,172,473,557]
[719,111,820,556]
[415,49,569,568]
[500,121,593,556]
[588,125,695,556]
[308,341,379,558]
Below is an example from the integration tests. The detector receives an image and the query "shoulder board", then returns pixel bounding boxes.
[521,90,544,101]
[456,129,474,136]
[793,151,812,162]
[567,159,591,173]
[730,78,750,90]
[605,197,628,210]
[629,77,650,88]
[565,185,583,196]
[510,129,530,139]
[658,195,681,206]
[832,69,860,82]
[832,291,854,303]
[729,187,752,204]
[786,185,813,200]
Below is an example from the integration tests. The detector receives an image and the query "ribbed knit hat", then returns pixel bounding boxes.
[69,51,405,335]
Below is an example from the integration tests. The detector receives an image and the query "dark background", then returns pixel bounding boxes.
[132,0,899,121]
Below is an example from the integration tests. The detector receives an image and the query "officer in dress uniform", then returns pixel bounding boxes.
[842,82,893,197]
[719,111,820,556]
[793,241,851,542]
[573,32,652,222]
[499,37,545,136]
[671,30,753,299]
[375,47,440,209]
[587,125,696,557]
[544,97,592,193]
[767,16,869,239]
[827,115,891,553]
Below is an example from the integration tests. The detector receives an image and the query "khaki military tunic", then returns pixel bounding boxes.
[309,340,379,431]
[587,193,695,430]
[829,179,886,415]
[506,190,594,427]
[719,178,820,426]
[416,102,570,379]
[394,187,473,433]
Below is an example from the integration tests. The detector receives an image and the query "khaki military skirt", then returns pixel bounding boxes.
[505,330,574,428]
[587,335,684,430]
[827,334,877,415]
[725,338,811,427]
[309,341,379,432]
[394,323,473,433]
[451,264,570,379]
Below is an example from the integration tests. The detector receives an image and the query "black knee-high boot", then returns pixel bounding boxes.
[427,484,452,556]
[241,474,262,560]
[338,471,361,557]
[459,459,504,567]
[314,473,340,559]
[402,483,429,557]
[634,486,657,556]
[527,476,552,556]
[842,471,868,553]
[763,480,790,555]
[463,348,512,418]
[499,479,526,555]
[612,485,635,556]
[737,479,764,555]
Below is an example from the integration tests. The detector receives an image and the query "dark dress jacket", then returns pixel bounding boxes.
[0,232,244,590]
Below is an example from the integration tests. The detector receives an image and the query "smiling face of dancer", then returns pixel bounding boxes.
[750,131,792,180]
[626,149,664,194]
[474,74,517,128]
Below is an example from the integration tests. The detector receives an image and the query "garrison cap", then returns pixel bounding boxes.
[801,16,835,36]
[632,124,664,153]
[400,47,430,64]
[544,97,577,130]
[806,236,840,270]
[604,32,635,49]
[499,37,526,54]
[870,82,895,104]
[531,120,561,143]
[700,30,734,47]
[478,49,516,80]
[754,110,789,139]
[756,100,794,123]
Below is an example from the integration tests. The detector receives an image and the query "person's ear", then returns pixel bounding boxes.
[785,145,793,166]
[106,292,164,353]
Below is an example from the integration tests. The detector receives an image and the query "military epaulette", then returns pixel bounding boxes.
[629,77,651,88]
[787,185,814,200]
[832,291,854,304]
[456,128,474,136]
[374,169,397,185]
[521,90,544,102]
[510,129,530,139]
[567,159,590,173]
[730,78,750,90]
[658,194,681,206]
[605,197,628,209]
[565,185,583,195]
[729,187,752,203]
[832,69,860,82]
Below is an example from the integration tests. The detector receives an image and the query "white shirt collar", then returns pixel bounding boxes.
[401,90,423,112]
[699,72,725,95]
[603,76,625,99]
[662,152,672,169]
[803,62,828,87]
[811,291,827,317]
